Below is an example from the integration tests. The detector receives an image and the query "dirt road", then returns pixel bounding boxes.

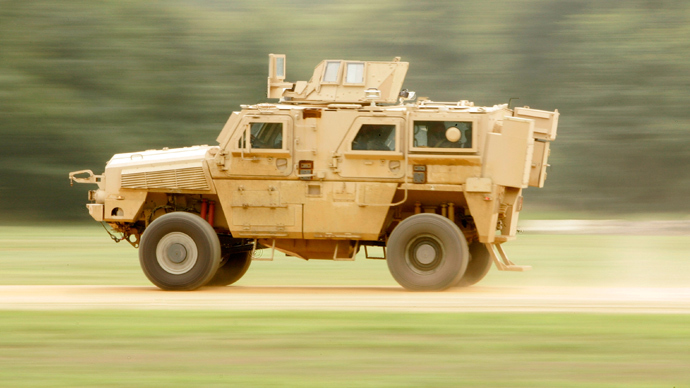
[1,285,689,313]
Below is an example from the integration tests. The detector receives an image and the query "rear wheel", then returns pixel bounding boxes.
[387,213,469,291]
[207,251,252,287]
[139,212,221,291]
[455,242,493,287]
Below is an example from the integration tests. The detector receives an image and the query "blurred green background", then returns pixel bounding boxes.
[1,0,689,223]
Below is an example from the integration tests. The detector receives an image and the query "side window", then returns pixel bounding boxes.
[238,122,283,149]
[323,61,341,83]
[413,121,472,149]
[351,124,396,151]
[345,62,365,84]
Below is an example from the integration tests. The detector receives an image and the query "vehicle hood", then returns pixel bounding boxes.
[106,145,217,170]
[104,145,218,192]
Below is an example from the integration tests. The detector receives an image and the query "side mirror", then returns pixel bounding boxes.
[268,54,291,99]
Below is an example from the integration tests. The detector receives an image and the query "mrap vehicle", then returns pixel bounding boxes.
[69,54,559,291]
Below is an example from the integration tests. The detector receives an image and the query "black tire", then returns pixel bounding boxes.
[455,242,492,287]
[386,213,469,291]
[206,251,252,287]
[139,212,221,291]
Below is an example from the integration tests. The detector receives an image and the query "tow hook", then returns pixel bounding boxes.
[69,170,102,186]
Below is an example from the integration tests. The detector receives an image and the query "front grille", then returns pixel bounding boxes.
[121,167,210,191]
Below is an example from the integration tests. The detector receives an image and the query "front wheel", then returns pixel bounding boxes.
[386,213,469,291]
[139,212,221,291]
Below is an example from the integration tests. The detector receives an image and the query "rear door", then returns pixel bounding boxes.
[335,115,405,180]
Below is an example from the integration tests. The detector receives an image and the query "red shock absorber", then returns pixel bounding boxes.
[200,198,208,221]
[208,200,216,227]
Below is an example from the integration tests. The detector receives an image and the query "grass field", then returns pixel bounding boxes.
[1,310,689,388]
[1,225,689,387]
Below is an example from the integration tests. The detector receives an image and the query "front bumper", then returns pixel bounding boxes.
[86,203,104,221]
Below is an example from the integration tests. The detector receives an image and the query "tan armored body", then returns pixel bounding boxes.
[69,55,559,291]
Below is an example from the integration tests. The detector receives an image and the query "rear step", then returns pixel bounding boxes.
[484,243,532,272]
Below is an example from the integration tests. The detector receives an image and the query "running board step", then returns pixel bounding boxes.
[484,243,532,272]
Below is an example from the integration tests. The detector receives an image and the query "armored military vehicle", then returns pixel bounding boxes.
[69,54,559,291]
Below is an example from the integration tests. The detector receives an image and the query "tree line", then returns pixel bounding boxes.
[1,0,688,222]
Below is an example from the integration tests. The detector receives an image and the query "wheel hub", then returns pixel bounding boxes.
[407,235,443,273]
[415,244,436,265]
[156,232,198,275]
[167,243,188,264]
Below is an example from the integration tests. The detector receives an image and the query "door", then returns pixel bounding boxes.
[335,116,405,179]
[225,115,293,177]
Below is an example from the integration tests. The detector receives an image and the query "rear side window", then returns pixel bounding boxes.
[413,121,472,149]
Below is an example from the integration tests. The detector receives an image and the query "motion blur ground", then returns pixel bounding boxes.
[2,223,689,291]
[2,285,690,314]
[1,310,688,388]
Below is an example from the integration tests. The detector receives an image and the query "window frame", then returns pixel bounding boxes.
[342,116,404,160]
[321,61,343,85]
[231,116,291,157]
[343,62,366,86]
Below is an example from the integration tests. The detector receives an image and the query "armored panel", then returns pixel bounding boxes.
[302,182,397,240]
[514,107,559,141]
[483,117,535,188]
[529,140,551,188]
[214,180,303,239]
